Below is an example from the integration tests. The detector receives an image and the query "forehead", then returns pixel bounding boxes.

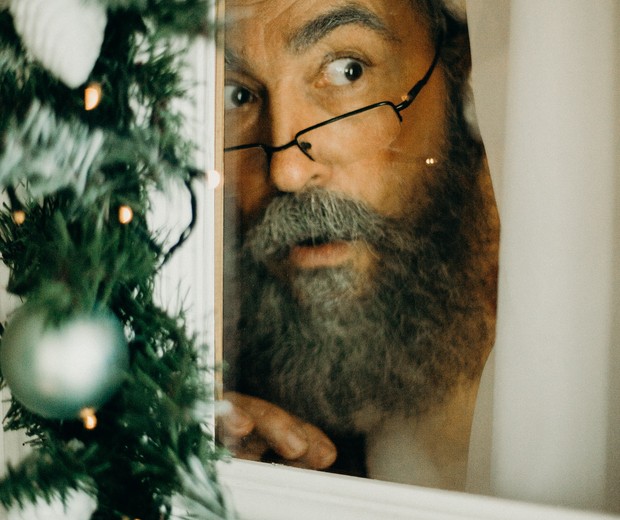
[225,0,430,56]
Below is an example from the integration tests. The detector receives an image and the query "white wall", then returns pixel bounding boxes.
[469,0,620,513]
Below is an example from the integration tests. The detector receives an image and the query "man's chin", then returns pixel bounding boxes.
[259,242,376,306]
[288,261,369,309]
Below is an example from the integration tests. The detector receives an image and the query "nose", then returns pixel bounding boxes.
[266,99,332,193]
[268,146,330,193]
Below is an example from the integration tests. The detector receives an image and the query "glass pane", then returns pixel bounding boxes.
[220,0,500,493]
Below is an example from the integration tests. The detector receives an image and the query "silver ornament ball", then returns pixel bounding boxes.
[0,307,129,420]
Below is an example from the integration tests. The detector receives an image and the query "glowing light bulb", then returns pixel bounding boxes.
[84,83,102,111]
[12,210,26,225]
[206,169,222,190]
[80,408,97,430]
[118,205,134,224]
[425,157,438,166]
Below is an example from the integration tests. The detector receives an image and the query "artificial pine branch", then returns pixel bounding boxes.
[0,102,105,199]
[0,444,98,511]
[0,0,232,518]
[98,0,212,36]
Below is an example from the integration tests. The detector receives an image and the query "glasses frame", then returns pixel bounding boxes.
[224,35,443,162]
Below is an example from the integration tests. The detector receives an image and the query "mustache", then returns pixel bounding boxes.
[243,189,395,264]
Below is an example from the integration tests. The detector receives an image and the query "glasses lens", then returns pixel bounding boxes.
[296,104,401,165]
[224,104,402,176]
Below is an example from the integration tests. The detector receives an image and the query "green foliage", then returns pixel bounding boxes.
[0,1,232,518]
[101,0,212,36]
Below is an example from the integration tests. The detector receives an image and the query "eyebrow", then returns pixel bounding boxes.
[225,47,249,74]
[287,3,398,54]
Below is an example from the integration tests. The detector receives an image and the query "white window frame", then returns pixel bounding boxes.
[216,459,616,520]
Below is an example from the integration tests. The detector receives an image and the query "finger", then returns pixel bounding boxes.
[216,402,271,461]
[226,392,310,460]
[217,401,255,438]
[230,434,271,462]
[224,392,337,469]
[295,421,338,470]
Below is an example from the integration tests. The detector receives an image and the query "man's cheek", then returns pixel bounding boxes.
[385,152,444,221]
[231,169,273,223]
[344,154,426,220]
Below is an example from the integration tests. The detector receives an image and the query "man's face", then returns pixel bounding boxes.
[224,0,496,438]
[225,0,447,280]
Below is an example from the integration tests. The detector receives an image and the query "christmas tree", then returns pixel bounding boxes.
[0,0,232,518]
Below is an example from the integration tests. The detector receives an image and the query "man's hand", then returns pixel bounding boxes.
[218,392,337,470]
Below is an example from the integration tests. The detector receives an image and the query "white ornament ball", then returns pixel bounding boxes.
[0,307,129,420]
[9,0,107,88]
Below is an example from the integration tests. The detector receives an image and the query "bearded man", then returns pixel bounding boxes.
[219,0,499,491]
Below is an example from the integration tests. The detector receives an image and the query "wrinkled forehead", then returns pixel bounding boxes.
[226,0,429,43]
[225,0,411,22]
[224,0,431,62]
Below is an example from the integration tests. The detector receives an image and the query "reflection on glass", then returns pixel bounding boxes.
[220,0,500,491]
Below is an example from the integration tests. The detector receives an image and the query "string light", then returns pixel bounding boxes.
[118,205,134,224]
[425,157,438,166]
[84,82,103,111]
[80,408,98,430]
[206,169,222,190]
[12,210,26,225]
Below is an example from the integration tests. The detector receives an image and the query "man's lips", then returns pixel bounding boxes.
[289,240,353,269]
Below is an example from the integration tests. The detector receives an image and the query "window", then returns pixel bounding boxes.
[1,2,618,519]
[215,1,620,517]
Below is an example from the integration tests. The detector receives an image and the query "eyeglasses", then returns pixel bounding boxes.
[224,39,442,172]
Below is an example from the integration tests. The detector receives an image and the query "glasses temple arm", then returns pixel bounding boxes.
[396,33,444,111]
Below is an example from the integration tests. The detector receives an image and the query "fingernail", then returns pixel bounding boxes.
[318,441,337,466]
[286,428,308,456]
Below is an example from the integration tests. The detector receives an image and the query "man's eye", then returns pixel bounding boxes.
[224,85,255,109]
[324,58,365,86]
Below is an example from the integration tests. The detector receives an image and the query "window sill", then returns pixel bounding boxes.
[217,459,615,520]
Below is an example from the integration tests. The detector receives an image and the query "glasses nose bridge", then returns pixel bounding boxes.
[266,87,324,154]
[265,113,333,193]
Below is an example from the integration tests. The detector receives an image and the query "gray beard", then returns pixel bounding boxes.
[229,92,493,435]
[228,120,492,436]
